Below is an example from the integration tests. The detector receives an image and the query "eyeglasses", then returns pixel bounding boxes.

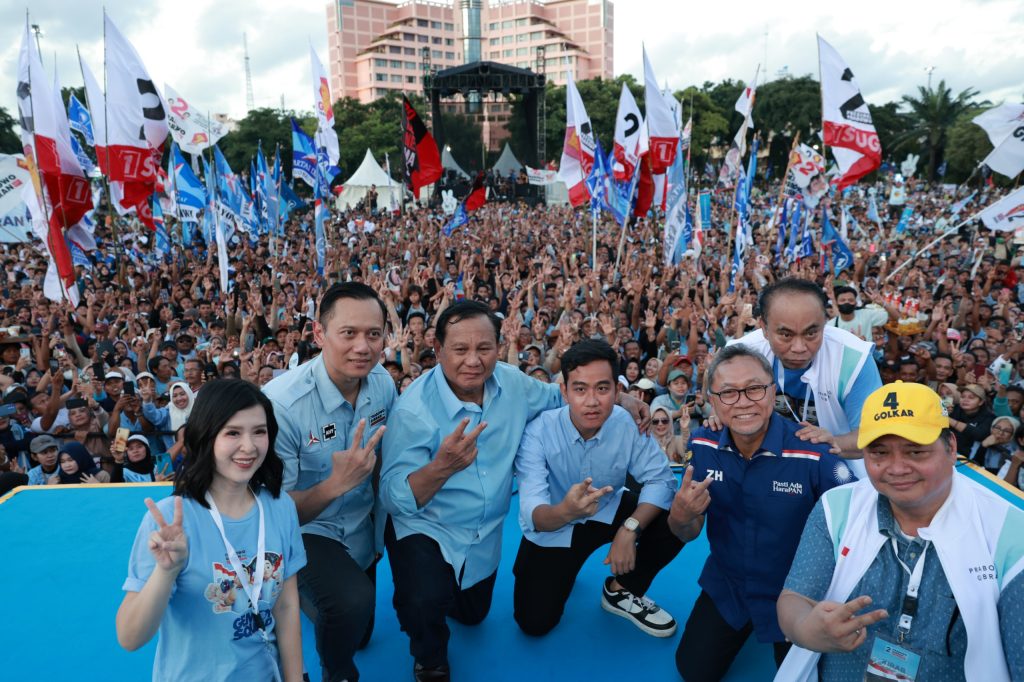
[992,425,1015,434]
[710,383,771,405]
[651,418,671,425]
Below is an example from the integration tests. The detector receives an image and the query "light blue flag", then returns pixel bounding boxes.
[291,118,318,189]
[728,218,745,293]
[153,198,171,255]
[895,206,914,234]
[67,93,94,146]
[607,147,637,227]
[663,137,689,264]
[70,135,95,175]
[68,239,92,269]
[585,138,611,218]
[280,181,306,220]
[798,209,815,260]
[269,147,282,237]
[775,198,789,258]
[171,144,206,222]
[867,193,883,225]
[202,157,216,245]
[785,201,803,263]
[822,206,855,275]
[698,192,712,233]
[949,191,976,216]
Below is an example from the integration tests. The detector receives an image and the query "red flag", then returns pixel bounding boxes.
[17,22,91,298]
[464,172,487,212]
[403,96,442,195]
[634,156,654,217]
[818,36,881,189]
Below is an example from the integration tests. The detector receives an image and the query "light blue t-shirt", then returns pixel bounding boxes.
[774,359,880,430]
[124,489,306,682]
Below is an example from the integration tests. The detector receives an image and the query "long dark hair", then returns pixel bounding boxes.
[174,379,283,506]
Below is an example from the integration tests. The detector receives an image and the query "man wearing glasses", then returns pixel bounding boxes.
[668,345,855,681]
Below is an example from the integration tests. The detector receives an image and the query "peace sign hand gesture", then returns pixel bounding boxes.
[145,497,188,575]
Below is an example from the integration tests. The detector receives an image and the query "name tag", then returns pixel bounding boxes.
[866,635,921,681]
[369,409,387,427]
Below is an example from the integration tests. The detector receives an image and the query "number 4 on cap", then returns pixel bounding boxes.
[882,392,899,411]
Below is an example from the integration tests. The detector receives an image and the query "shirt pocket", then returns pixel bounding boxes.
[297,443,332,489]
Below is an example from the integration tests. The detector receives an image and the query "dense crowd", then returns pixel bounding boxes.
[4,171,1024,681]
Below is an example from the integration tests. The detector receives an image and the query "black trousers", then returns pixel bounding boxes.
[676,590,791,681]
[384,517,497,668]
[513,492,684,637]
[297,534,376,682]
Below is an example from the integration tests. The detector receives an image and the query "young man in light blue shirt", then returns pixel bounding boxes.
[513,339,682,639]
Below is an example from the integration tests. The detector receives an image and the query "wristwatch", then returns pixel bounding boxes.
[623,517,641,535]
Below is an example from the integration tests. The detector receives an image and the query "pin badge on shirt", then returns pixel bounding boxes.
[369,409,386,427]
[322,423,337,440]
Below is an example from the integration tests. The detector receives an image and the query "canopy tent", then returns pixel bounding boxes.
[335,149,403,212]
[492,143,523,178]
[441,147,470,180]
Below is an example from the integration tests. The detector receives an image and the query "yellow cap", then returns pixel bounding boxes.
[857,381,950,449]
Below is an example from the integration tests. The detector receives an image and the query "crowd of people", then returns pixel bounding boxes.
[3,170,1024,681]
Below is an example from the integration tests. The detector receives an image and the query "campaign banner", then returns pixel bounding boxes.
[526,167,558,186]
[164,83,227,155]
[0,154,31,217]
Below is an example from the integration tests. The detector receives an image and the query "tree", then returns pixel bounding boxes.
[896,80,982,181]
[217,108,295,178]
[867,101,917,163]
[676,86,729,174]
[0,106,20,154]
[753,75,823,177]
[440,111,483,174]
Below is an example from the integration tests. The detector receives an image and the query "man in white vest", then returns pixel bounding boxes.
[775,381,1024,681]
[728,278,881,477]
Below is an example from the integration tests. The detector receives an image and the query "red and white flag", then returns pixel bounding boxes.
[818,35,881,189]
[17,21,91,304]
[643,46,678,174]
[103,13,169,228]
[612,83,643,182]
[717,80,756,187]
[557,71,595,207]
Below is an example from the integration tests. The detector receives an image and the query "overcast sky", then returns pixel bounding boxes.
[2,0,1022,130]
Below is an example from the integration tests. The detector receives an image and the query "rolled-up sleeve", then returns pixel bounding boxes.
[629,432,678,511]
[514,422,551,533]
[380,407,439,517]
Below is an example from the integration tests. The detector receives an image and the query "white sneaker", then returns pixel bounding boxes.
[600,577,677,637]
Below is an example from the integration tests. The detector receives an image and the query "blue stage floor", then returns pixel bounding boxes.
[6,463,1016,681]
[0,483,773,681]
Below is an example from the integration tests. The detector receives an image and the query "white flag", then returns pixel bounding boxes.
[973,103,1024,147]
[310,46,340,167]
[978,186,1024,232]
[612,83,643,181]
[643,46,678,173]
[981,122,1024,179]
[557,71,595,207]
[105,14,168,150]
[163,84,227,155]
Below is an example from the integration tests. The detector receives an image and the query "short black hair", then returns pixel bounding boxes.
[560,339,618,384]
[435,301,501,346]
[757,278,829,321]
[834,285,857,299]
[174,379,283,506]
[318,282,386,326]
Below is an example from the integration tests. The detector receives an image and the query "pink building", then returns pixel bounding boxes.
[325,0,614,103]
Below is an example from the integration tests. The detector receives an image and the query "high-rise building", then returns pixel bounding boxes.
[325,0,614,104]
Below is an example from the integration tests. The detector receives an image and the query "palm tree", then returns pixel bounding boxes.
[897,80,981,181]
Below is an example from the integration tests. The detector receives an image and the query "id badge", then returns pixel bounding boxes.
[865,634,922,681]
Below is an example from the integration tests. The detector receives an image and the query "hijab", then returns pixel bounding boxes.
[168,381,196,431]
[124,434,155,481]
[58,442,101,484]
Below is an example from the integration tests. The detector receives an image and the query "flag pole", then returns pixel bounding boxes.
[100,10,125,290]
[400,98,408,216]
[884,211,983,282]
[816,34,828,172]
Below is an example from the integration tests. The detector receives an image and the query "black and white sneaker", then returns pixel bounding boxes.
[600,577,677,637]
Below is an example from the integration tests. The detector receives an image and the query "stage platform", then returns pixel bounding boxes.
[2,461,1019,681]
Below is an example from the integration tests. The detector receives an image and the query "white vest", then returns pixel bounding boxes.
[729,325,875,478]
[776,473,1024,682]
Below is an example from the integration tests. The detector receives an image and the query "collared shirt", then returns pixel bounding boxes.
[689,413,854,642]
[263,354,396,570]
[380,361,562,588]
[516,405,676,547]
[784,496,1024,681]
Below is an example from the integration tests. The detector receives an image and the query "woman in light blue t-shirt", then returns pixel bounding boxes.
[116,379,306,682]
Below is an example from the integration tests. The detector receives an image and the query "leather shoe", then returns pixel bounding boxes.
[413,662,450,682]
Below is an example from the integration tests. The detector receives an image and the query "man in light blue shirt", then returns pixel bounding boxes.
[381,302,649,682]
[263,282,394,682]
[513,339,682,640]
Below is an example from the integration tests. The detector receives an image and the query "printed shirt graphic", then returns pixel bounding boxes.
[124,491,306,682]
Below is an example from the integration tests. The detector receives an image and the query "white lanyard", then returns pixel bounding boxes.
[206,490,267,636]
[775,359,811,423]
[890,536,929,642]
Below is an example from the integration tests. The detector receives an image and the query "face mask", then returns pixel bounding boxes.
[837,303,857,315]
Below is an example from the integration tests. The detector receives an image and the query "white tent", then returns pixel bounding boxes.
[335,149,403,212]
[441,147,470,180]
[492,143,522,178]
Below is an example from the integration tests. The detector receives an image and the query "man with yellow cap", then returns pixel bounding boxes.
[774,381,1024,681]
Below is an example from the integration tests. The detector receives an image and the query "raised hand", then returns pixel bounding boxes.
[560,477,613,522]
[794,595,889,653]
[434,417,487,476]
[145,496,188,575]
[669,465,713,528]
[328,418,387,496]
